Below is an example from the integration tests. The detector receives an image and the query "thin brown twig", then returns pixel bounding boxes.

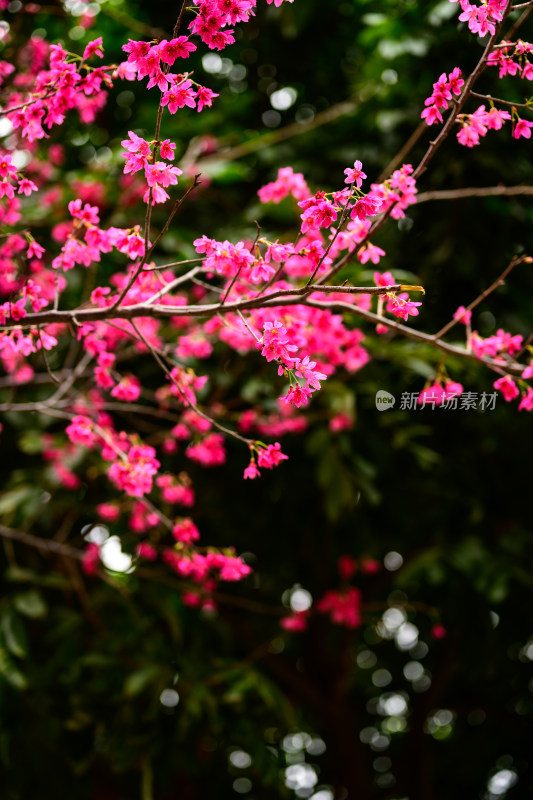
[111,175,201,309]
[434,254,527,339]
[173,0,189,38]
[470,90,533,110]
[0,523,82,559]
[377,121,427,183]
[505,3,533,39]
[143,257,205,271]
[416,184,533,203]
[128,320,254,447]
[37,328,61,385]
[144,175,202,262]
[0,90,55,118]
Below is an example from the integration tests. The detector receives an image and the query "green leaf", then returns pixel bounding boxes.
[124,666,161,698]
[5,566,70,589]
[13,590,48,619]
[0,643,28,690]
[0,488,38,516]
[1,612,28,659]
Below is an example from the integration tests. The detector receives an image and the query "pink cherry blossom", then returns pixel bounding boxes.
[344,159,367,188]
[493,375,519,401]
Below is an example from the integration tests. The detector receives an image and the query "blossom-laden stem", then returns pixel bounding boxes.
[109,0,192,311]
[412,0,514,181]
[316,0,516,288]
[306,187,356,286]
[2,283,418,328]
[0,90,55,117]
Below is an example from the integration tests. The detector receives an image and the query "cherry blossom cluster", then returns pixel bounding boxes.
[64,411,252,596]
[65,414,159,497]
[422,17,533,147]
[7,38,114,144]
[487,39,533,79]
[121,39,217,113]
[370,163,418,221]
[0,153,38,201]
[492,361,533,410]
[371,271,422,325]
[243,442,289,479]
[297,180,382,234]
[280,554,382,632]
[417,380,464,407]
[121,131,183,205]
[257,162,422,321]
[259,319,328,409]
[457,104,516,147]
[450,311,533,410]
[0,324,57,380]
[451,0,507,38]
[421,67,464,126]
[49,199,149,273]
[120,1,294,122]
[257,166,311,204]
[493,371,533,410]
[327,165,417,269]
[0,230,55,302]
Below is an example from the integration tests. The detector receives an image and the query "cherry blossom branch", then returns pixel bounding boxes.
[144,265,204,305]
[293,298,526,378]
[317,0,515,287]
[110,176,202,310]
[221,221,264,304]
[0,524,82,559]
[143,257,205,271]
[413,2,514,182]
[0,351,93,413]
[0,90,55,117]
[470,91,533,110]
[434,254,528,339]
[505,3,533,38]
[100,402,182,422]
[4,284,417,328]
[37,327,61,385]
[143,175,202,261]
[172,0,189,38]
[0,398,73,413]
[416,184,533,203]
[0,520,282,618]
